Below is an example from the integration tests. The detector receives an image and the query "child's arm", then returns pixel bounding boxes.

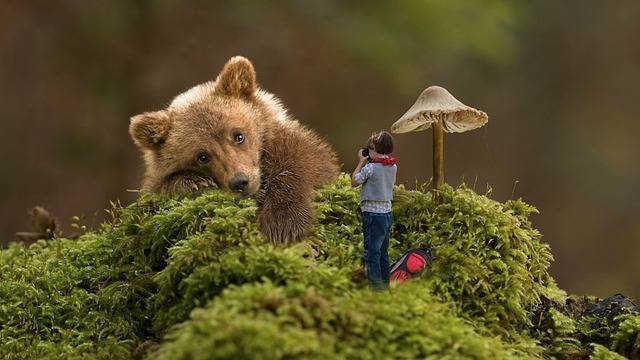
[351,151,370,187]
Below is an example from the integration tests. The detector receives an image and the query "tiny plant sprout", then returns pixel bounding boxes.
[391,86,488,191]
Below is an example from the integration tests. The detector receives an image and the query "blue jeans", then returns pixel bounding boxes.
[362,212,393,290]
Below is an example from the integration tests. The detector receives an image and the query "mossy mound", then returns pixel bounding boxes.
[1,174,638,359]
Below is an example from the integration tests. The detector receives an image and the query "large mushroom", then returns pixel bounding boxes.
[391,86,488,190]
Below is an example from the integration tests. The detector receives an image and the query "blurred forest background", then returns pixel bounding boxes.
[1,1,638,299]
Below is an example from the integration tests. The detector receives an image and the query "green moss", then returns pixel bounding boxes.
[154,280,534,360]
[0,174,633,359]
[0,237,138,359]
[591,343,628,360]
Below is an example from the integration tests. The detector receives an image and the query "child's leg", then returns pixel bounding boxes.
[362,212,370,270]
[364,212,388,290]
[380,213,392,287]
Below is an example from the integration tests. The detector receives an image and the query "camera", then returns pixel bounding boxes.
[360,147,370,159]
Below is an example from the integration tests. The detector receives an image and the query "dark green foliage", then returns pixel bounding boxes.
[611,314,640,358]
[532,308,580,357]
[0,174,633,359]
[576,312,640,359]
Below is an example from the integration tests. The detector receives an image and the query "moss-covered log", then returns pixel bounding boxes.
[1,174,638,359]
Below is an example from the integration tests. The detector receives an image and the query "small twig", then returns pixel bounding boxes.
[511,180,519,199]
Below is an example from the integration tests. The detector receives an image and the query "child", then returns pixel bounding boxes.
[351,131,397,290]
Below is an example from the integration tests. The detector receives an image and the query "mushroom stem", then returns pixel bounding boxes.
[433,121,444,190]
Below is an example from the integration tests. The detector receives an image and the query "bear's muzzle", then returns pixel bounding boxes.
[229,173,250,194]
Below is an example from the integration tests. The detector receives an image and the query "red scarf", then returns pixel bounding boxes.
[370,156,398,166]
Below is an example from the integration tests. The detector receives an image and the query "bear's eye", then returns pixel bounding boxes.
[234,133,245,144]
[196,152,210,165]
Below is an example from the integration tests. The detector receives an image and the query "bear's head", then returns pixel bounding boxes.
[130,56,271,196]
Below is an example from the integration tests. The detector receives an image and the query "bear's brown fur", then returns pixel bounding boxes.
[129,56,339,244]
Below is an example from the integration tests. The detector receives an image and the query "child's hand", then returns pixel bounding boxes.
[357,149,368,162]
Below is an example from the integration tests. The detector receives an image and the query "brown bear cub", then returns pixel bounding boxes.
[129,56,339,244]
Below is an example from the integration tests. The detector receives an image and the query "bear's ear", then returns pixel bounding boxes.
[215,56,257,99]
[129,110,171,150]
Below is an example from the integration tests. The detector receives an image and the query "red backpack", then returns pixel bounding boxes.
[390,247,437,284]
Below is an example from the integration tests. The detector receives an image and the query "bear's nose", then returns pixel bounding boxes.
[229,174,249,193]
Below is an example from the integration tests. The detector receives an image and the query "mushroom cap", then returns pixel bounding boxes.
[391,86,488,134]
